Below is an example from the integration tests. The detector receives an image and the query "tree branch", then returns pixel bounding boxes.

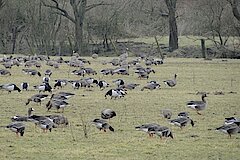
[86,2,112,12]
[228,0,240,21]
[41,0,76,23]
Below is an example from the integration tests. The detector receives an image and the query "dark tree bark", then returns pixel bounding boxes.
[41,0,110,55]
[228,0,240,21]
[165,0,178,52]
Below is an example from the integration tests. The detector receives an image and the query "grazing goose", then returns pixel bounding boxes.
[50,94,68,101]
[54,79,68,89]
[58,92,75,99]
[5,122,25,137]
[45,115,69,127]
[105,89,126,99]
[101,109,116,121]
[0,83,21,93]
[37,118,54,132]
[0,69,11,76]
[216,123,240,138]
[33,83,52,93]
[135,123,161,137]
[26,94,48,105]
[161,109,172,119]
[121,83,140,90]
[46,100,69,113]
[21,82,29,91]
[177,111,189,118]
[22,69,41,77]
[11,108,35,122]
[170,117,194,129]
[97,80,109,90]
[44,69,52,77]
[164,74,177,87]
[148,126,174,139]
[187,94,207,115]
[113,79,125,87]
[92,119,114,132]
[100,69,113,75]
[141,82,160,91]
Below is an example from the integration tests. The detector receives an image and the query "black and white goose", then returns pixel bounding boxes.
[33,83,52,93]
[0,69,11,76]
[113,79,125,87]
[43,77,50,83]
[5,122,25,137]
[164,74,177,87]
[105,88,126,99]
[91,118,114,132]
[97,80,109,90]
[224,117,240,125]
[0,83,21,93]
[21,82,29,91]
[54,79,68,89]
[101,109,116,121]
[187,94,207,115]
[26,94,48,105]
[22,69,41,77]
[170,116,194,129]
[68,80,81,89]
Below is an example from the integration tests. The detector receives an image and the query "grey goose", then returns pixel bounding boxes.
[187,94,207,115]
[164,74,177,87]
[92,119,114,132]
[170,117,194,129]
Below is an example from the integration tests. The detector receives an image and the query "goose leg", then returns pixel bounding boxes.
[197,111,202,115]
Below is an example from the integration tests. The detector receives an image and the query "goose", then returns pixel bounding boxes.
[121,83,140,90]
[21,82,29,91]
[187,94,207,115]
[101,109,116,121]
[135,123,161,137]
[11,108,35,121]
[43,77,50,83]
[46,99,69,112]
[164,74,177,87]
[91,118,114,132]
[216,123,240,138]
[44,69,52,77]
[22,69,41,77]
[68,80,81,89]
[84,68,97,75]
[141,82,160,91]
[33,83,52,93]
[0,83,21,93]
[0,69,11,76]
[105,89,126,99]
[170,117,194,129]
[148,125,174,139]
[37,118,54,132]
[58,92,75,99]
[26,94,48,105]
[97,80,109,90]
[100,69,113,75]
[83,77,98,86]
[113,79,125,87]
[161,109,172,119]
[177,111,189,118]
[45,115,69,127]
[5,122,25,137]
[54,79,68,89]
[50,94,68,101]
[224,117,240,125]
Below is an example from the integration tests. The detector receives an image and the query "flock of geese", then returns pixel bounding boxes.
[0,53,239,140]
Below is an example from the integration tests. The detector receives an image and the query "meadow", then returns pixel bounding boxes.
[0,56,239,160]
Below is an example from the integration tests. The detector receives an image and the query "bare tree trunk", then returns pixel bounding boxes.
[165,0,178,52]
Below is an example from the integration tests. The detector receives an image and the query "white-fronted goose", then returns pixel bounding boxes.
[164,74,177,87]
[5,122,25,137]
[135,123,161,137]
[141,82,160,91]
[26,94,48,105]
[46,99,69,112]
[187,94,207,115]
[148,125,173,139]
[216,123,240,138]
[92,118,114,132]
[170,117,194,129]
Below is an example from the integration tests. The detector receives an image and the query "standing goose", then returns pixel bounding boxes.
[216,123,240,138]
[164,74,177,87]
[141,82,160,91]
[5,122,25,137]
[21,82,29,91]
[187,94,207,115]
[37,118,54,132]
[170,117,194,129]
[0,83,21,93]
[92,119,114,132]
[101,109,116,121]
[26,94,48,105]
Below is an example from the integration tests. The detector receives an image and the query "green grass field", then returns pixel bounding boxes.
[0,57,239,160]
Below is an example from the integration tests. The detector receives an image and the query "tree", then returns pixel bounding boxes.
[227,0,240,21]
[165,0,178,52]
[41,0,110,55]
